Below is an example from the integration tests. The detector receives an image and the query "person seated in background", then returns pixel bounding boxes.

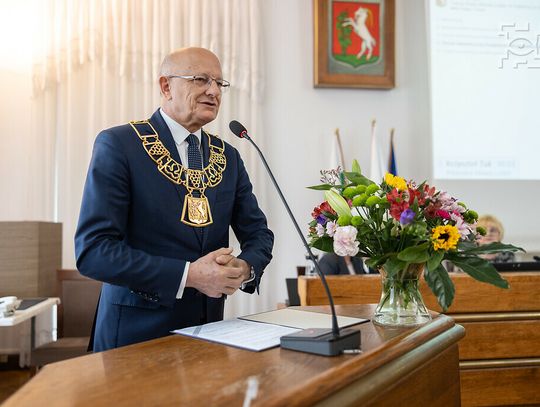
[477,214,515,263]
[446,214,514,272]
[318,253,370,275]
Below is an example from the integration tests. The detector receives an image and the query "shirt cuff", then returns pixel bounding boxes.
[176,262,190,299]
[240,266,255,290]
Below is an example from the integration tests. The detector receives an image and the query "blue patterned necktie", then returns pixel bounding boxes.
[187,134,204,235]
[187,134,203,172]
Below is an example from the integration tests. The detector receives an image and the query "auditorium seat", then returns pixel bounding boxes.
[30,269,101,367]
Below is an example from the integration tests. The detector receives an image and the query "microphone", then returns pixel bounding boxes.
[229,120,360,356]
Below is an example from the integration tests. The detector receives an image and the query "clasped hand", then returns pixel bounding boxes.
[186,247,251,298]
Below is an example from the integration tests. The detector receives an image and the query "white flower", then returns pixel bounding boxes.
[333,226,360,256]
[326,220,337,237]
[316,223,325,237]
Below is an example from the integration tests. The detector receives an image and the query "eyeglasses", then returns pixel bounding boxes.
[167,74,230,92]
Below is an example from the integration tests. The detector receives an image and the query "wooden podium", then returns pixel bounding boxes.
[298,273,540,406]
[5,305,464,406]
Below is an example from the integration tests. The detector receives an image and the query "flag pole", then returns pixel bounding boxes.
[334,128,346,169]
[388,128,397,175]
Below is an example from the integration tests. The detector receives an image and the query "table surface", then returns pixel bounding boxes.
[4,304,461,407]
[0,297,60,326]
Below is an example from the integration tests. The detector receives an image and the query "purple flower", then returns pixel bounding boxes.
[400,208,415,225]
[316,214,327,224]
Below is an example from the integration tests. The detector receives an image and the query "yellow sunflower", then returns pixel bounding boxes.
[431,225,460,251]
[384,173,407,191]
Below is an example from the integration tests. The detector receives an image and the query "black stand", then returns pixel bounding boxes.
[229,120,360,356]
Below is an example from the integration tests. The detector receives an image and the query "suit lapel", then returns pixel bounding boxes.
[149,110,203,246]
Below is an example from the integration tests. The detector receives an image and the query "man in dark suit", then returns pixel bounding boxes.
[75,47,274,352]
[318,253,369,275]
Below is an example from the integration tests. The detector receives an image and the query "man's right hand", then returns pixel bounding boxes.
[186,247,246,298]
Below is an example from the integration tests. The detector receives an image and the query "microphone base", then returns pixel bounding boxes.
[280,328,361,356]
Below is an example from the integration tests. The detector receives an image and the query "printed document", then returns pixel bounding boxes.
[173,319,301,351]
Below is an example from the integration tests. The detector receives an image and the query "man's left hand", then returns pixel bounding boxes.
[215,254,251,281]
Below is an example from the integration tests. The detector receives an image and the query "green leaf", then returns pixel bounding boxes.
[307,184,333,191]
[397,242,430,263]
[310,236,334,252]
[344,172,374,186]
[383,256,407,278]
[351,159,361,174]
[447,256,509,289]
[424,263,455,311]
[324,189,352,218]
[427,251,444,272]
[459,242,525,255]
[456,240,478,251]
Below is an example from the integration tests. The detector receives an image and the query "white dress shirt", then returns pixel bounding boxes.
[160,109,202,299]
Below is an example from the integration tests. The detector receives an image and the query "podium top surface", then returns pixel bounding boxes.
[4,304,463,407]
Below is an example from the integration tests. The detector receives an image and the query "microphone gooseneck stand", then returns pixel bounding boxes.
[229,120,360,356]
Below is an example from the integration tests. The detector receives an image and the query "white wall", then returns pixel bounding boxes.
[258,0,539,308]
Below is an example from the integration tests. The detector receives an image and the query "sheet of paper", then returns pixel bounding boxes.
[173,318,301,352]
[239,308,368,330]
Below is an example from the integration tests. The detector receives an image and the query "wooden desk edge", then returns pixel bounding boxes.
[263,314,462,406]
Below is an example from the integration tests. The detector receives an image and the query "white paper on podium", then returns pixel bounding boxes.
[240,308,368,330]
[173,318,301,352]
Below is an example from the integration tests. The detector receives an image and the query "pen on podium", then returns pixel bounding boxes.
[242,376,259,407]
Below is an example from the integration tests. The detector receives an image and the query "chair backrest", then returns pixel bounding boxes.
[56,269,101,337]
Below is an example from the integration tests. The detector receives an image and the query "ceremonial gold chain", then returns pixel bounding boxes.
[129,120,227,227]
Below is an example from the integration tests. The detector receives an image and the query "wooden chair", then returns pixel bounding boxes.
[30,269,101,367]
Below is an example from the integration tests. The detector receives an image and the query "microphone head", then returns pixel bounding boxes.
[229,120,248,139]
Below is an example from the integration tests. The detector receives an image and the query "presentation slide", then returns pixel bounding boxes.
[427,0,540,179]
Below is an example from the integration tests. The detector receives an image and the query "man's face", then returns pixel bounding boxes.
[162,49,223,132]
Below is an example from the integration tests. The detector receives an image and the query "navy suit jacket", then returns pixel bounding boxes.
[75,110,274,351]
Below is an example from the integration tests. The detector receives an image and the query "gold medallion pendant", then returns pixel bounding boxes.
[181,195,213,227]
[129,120,226,228]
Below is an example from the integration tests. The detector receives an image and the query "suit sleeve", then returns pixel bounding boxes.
[230,151,274,294]
[74,131,184,308]
[319,254,339,275]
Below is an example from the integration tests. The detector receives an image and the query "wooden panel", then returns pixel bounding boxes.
[298,273,540,313]
[459,319,540,360]
[38,222,62,296]
[0,222,61,298]
[460,366,540,406]
[366,345,461,407]
[317,338,463,407]
[298,275,381,306]
[4,305,464,407]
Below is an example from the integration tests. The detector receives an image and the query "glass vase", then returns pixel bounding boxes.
[373,263,431,326]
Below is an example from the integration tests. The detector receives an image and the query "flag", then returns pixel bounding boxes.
[388,128,397,175]
[369,119,385,182]
[330,128,346,169]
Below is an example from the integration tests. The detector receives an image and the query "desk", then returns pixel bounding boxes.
[298,273,540,406]
[5,304,464,406]
[0,298,60,367]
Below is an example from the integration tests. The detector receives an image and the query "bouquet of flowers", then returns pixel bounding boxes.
[308,160,523,314]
